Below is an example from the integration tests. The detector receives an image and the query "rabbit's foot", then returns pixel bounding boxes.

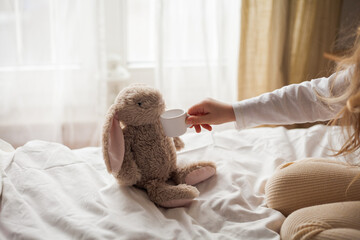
[173,162,216,186]
[160,198,193,208]
[145,180,199,208]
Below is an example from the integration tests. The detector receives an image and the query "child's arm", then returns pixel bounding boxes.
[186,69,350,132]
[232,69,350,129]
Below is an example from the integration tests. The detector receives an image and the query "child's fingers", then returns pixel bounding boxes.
[186,114,211,125]
[194,125,201,133]
[201,124,212,131]
[190,124,212,133]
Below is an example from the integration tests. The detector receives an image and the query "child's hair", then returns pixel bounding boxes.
[328,26,360,156]
[327,26,360,194]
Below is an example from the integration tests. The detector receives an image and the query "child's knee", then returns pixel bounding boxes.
[265,158,360,216]
[282,221,360,240]
[265,160,319,215]
[280,208,331,240]
[280,202,360,240]
[265,168,295,216]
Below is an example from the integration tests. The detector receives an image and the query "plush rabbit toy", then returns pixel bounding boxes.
[102,84,216,208]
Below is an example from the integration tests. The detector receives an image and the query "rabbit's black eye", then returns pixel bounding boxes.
[137,102,142,106]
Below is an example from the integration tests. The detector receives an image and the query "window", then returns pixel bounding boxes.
[0,0,240,148]
[104,0,240,109]
[0,0,102,148]
[0,0,81,70]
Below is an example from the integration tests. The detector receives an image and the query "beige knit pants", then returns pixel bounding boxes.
[265,158,360,240]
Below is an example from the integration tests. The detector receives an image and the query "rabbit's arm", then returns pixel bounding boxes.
[173,137,185,151]
[117,137,142,186]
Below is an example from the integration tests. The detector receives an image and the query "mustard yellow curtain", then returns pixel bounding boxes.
[238,0,342,100]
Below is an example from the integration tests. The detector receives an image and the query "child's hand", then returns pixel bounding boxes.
[186,98,235,133]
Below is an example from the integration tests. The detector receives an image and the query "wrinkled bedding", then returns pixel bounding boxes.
[0,125,347,240]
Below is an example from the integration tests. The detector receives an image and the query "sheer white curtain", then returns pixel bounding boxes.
[154,0,240,110]
[0,0,105,148]
[0,0,240,148]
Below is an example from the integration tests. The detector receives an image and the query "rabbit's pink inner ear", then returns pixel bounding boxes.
[108,117,125,174]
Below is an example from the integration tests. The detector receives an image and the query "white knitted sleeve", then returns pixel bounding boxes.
[233,70,350,130]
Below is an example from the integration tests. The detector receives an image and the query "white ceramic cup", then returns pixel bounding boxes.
[160,109,191,137]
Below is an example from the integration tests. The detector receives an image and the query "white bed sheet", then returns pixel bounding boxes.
[0,125,347,240]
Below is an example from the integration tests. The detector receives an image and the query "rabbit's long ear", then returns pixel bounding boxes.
[102,105,125,175]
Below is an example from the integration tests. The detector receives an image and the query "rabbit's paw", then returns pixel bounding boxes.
[185,164,216,185]
[173,162,216,186]
[146,181,199,208]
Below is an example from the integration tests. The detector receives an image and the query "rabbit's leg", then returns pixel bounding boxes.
[172,137,185,151]
[172,162,216,186]
[145,180,199,208]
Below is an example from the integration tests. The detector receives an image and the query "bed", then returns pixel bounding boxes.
[0,124,347,239]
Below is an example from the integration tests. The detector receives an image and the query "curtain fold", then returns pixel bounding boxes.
[238,0,342,100]
[1,0,241,148]
[155,0,241,110]
[0,0,105,148]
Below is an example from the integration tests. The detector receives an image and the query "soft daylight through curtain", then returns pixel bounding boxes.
[0,0,241,148]
[155,0,240,110]
[0,0,104,148]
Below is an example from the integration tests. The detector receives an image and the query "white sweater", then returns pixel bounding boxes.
[233,69,351,129]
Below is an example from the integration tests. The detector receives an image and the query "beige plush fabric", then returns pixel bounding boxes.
[265,158,360,239]
[102,85,216,207]
[281,201,360,240]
